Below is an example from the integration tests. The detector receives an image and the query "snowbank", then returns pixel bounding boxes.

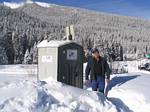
[84,59,150,112]
[0,75,117,112]
[108,73,150,112]
[1,59,150,112]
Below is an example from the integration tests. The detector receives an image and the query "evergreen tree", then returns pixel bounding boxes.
[0,46,8,64]
[24,49,32,64]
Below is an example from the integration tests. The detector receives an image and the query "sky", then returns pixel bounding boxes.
[1,0,150,20]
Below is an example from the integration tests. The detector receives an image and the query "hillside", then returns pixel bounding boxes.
[0,1,150,64]
[0,4,64,64]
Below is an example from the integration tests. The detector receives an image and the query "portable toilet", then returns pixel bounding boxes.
[37,40,83,88]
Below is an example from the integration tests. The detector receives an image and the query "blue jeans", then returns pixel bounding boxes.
[91,76,105,93]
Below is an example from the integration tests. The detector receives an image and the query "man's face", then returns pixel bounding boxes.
[92,52,100,59]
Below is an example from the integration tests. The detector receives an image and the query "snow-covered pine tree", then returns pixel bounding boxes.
[32,42,38,64]
[24,49,32,64]
[0,46,8,64]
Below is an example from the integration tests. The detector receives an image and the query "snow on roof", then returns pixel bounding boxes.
[37,40,74,48]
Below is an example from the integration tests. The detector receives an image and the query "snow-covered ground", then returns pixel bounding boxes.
[106,59,150,112]
[85,59,150,112]
[0,65,37,75]
[0,65,116,112]
[108,73,150,112]
[0,59,150,112]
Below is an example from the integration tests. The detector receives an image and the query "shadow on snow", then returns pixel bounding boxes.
[107,75,140,91]
[105,75,140,112]
[108,97,133,112]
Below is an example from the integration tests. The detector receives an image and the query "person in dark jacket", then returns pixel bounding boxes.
[85,48,111,93]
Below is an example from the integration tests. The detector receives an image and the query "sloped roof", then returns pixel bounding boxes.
[37,40,74,48]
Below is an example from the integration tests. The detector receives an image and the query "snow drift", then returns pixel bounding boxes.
[0,59,150,112]
[0,76,117,112]
[108,73,150,112]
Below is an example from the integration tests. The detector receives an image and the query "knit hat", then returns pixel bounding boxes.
[91,48,99,53]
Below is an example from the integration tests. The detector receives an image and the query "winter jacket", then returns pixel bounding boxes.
[85,56,111,80]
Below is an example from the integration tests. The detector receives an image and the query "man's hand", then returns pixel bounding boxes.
[105,79,110,96]
[105,79,110,84]
[84,80,90,85]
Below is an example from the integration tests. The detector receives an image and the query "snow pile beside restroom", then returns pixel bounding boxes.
[0,76,117,112]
